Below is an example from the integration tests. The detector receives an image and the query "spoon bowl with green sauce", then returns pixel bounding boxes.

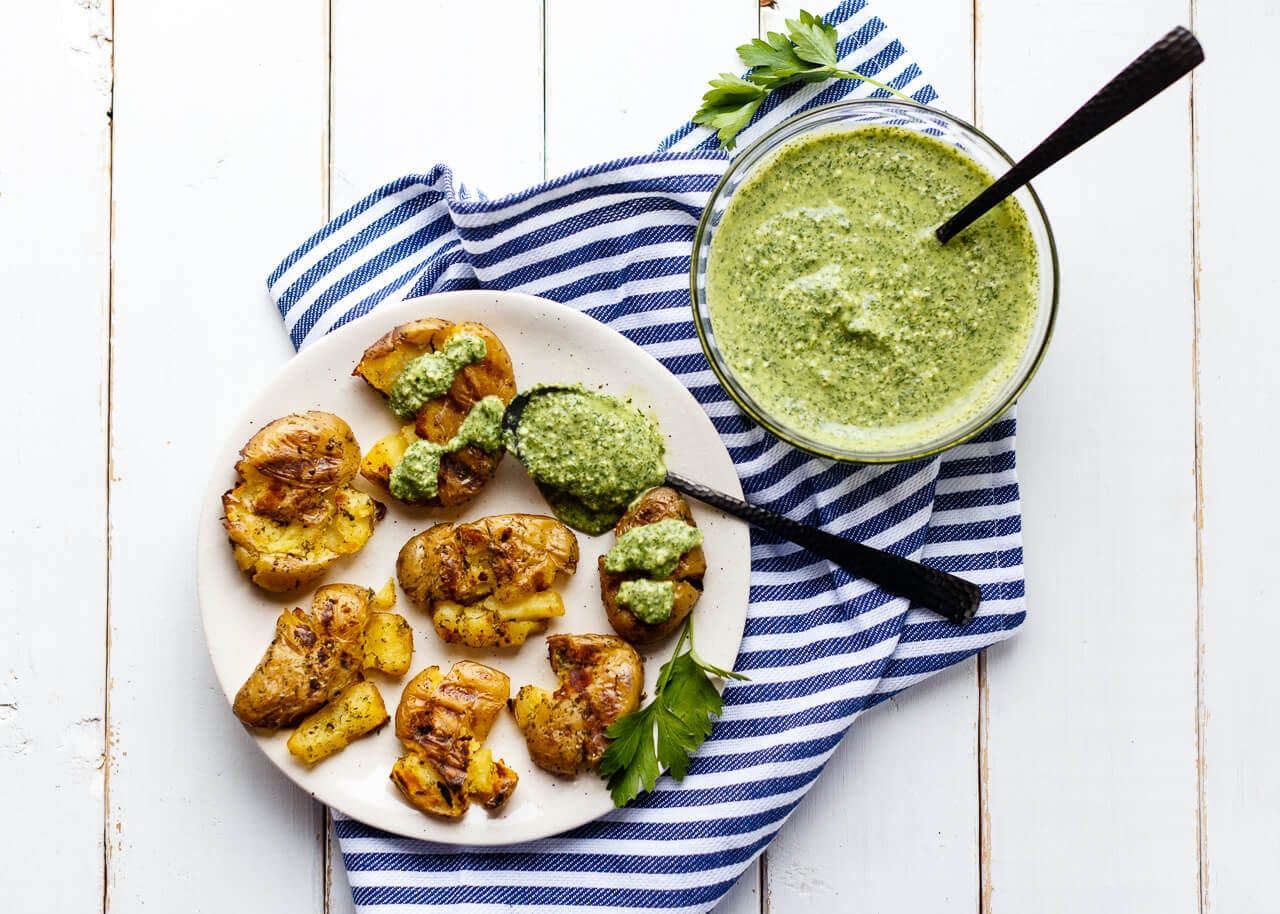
[692,99,1059,463]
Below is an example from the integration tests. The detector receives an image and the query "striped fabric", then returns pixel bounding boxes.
[267,2,1027,911]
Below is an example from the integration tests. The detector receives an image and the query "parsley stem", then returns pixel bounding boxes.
[830,70,917,105]
[654,619,694,695]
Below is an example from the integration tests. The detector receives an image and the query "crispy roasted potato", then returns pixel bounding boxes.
[510,634,643,776]
[360,423,416,491]
[232,583,374,729]
[286,680,389,766]
[391,749,519,818]
[363,611,414,675]
[429,591,565,649]
[599,487,706,645]
[222,411,383,592]
[370,577,397,612]
[238,411,363,488]
[397,514,578,648]
[354,319,516,507]
[391,662,519,818]
[357,578,414,675]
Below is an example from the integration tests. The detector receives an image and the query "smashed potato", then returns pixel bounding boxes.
[233,582,412,730]
[391,662,519,818]
[222,411,384,592]
[354,319,516,507]
[510,634,643,776]
[397,514,578,648]
[233,583,374,729]
[599,487,706,645]
[287,680,389,766]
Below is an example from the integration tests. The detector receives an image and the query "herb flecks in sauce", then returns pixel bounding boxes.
[604,519,703,578]
[454,394,506,455]
[617,579,677,624]
[387,332,487,420]
[388,394,506,501]
[507,385,667,534]
[706,125,1039,451]
[389,439,447,502]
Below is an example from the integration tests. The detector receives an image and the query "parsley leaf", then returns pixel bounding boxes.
[692,9,918,149]
[599,618,748,807]
[597,703,660,805]
[692,74,768,150]
[787,9,841,68]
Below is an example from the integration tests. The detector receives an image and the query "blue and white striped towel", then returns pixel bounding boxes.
[268,2,1027,910]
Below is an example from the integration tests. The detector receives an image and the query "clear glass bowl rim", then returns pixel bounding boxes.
[689,97,1061,464]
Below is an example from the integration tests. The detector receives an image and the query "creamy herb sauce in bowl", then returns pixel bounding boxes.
[692,101,1058,462]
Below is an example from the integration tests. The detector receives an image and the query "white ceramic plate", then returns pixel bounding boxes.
[197,290,750,845]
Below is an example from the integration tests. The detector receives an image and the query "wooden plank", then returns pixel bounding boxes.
[977,3,1199,911]
[323,2,545,910]
[543,0,752,174]
[1194,1,1280,910]
[758,3,980,913]
[0,0,112,908]
[329,0,545,210]
[107,1,329,910]
[890,0,976,110]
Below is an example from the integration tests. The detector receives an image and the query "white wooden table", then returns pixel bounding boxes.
[2,0,1268,910]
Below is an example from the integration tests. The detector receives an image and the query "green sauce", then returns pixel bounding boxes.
[454,394,506,454]
[616,579,676,624]
[507,385,667,534]
[537,485,628,537]
[603,519,703,577]
[706,125,1039,452]
[387,333,487,419]
[389,439,448,501]
[388,394,505,501]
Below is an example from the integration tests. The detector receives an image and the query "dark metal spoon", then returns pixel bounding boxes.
[936,26,1204,244]
[503,388,982,625]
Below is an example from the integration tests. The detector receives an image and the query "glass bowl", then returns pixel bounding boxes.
[690,99,1060,463]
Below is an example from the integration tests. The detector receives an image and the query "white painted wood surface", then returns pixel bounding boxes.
[2,0,1269,911]
[0,1,111,910]
[107,2,327,911]
[979,2,1200,912]
[1196,2,1280,911]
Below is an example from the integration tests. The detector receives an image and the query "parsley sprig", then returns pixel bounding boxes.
[599,617,748,807]
[693,9,915,149]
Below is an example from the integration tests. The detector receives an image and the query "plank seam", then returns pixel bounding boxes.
[103,0,117,908]
[326,0,334,222]
[541,0,548,181]
[1190,1,1207,912]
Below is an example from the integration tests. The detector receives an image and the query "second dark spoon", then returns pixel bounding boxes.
[936,25,1203,243]
[503,387,982,625]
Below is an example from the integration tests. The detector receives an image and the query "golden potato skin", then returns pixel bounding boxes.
[397,514,579,648]
[391,662,519,818]
[239,410,362,488]
[232,583,374,729]
[510,634,643,776]
[599,487,706,645]
[354,319,516,507]
[222,411,383,593]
